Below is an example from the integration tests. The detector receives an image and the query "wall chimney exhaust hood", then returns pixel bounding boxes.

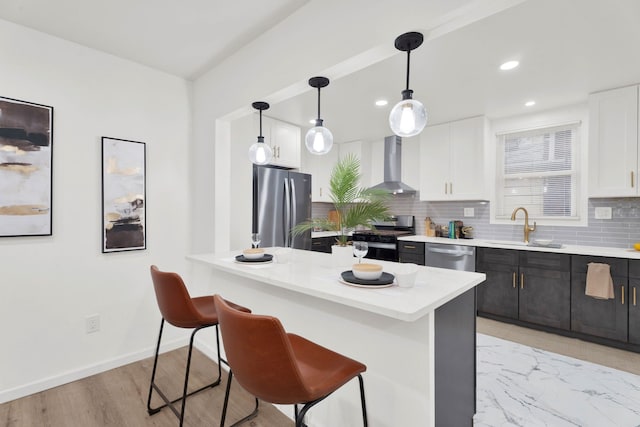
[369,135,416,195]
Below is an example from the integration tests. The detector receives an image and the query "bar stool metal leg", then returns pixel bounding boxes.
[147,320,223,425]
[219,370,260,427]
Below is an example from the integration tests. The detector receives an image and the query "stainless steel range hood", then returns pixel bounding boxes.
[369,135,416,195]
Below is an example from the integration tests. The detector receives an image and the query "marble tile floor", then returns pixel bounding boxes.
[474,333,640,426]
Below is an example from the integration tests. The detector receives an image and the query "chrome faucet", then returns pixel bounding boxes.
[511,207,536,244]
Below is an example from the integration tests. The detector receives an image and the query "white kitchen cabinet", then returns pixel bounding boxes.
[588,85,640,197]
[262,116,301,169]
[339,140,371,189]
[304,144,338,202]
[419,116,487,201]
[304,140,372,202]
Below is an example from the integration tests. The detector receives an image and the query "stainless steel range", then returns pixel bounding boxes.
[352,215,416,262]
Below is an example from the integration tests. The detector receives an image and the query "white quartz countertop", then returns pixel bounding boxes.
[397,236,640,259]
[187,248,485,322]
[311,231,340,238]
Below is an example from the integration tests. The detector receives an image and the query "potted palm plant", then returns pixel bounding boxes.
[293,154,390,264]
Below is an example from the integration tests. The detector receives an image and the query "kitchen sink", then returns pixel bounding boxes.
[485,240,564,248]
[485,240,530,247]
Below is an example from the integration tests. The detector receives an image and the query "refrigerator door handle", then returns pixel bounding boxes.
[289,177,297,248]
[284,178,291,247]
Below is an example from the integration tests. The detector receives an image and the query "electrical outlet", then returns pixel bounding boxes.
[594,207,612,220]
[86,314,100,334]
[463,208,474,217]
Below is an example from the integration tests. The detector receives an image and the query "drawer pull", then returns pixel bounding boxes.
[521,273,524,289]
[512,272,516,288]
[404,245,416,249]
[622,286,625,305]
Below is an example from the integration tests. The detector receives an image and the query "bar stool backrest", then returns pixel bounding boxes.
[150,265,207,328]
[214,295,310,404]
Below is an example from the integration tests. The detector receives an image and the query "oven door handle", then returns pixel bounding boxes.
[366,242,397,250]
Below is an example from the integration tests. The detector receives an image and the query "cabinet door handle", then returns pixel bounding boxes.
[444,183,448,194]
[320,187,322,197]
[521,273,524,289]
[450,183,453,194]
[622,286,625,305]
[634,286,637,306]
[512,272,516,288]
[632,171,635,188]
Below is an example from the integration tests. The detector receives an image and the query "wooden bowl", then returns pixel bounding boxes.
[352,263,383,280]
[243,248,265,259]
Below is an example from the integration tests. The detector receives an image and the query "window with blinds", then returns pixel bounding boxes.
[495,123,579,220]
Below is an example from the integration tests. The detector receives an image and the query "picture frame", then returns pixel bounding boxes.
[0,96,53,237]
[101,137,146,253]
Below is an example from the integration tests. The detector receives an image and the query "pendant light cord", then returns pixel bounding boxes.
[259,110,263,138]
[316,86,321,121]
[405,50,411,91]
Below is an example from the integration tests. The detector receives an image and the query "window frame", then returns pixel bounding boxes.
[489,108,588,227]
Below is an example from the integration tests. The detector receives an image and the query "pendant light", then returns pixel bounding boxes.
[305,76,334,155]
[248,101,273,165]
[389,31,427,137]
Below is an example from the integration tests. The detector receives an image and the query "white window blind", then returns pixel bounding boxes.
[496,123,579,220]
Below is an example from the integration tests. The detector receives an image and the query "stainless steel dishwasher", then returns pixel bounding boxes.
[424,242,476,271]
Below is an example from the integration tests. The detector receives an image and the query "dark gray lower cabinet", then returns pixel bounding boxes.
[398,241,425,265]
[476,248,518,319]
[518,251,571,330]
[435,288,476,427]
[629,260,640,345]
[571,255,628,342]
[310,236,334,253]
[477,248,570,330]
[630,276,640,345]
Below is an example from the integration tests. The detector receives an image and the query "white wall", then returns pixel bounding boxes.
[191,0,526,255]
[0,20,192,402]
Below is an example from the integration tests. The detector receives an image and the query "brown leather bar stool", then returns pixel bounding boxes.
[213,295,368,427]
[147,265,257,426]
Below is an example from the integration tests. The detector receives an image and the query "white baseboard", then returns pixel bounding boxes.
[0,338,185,404]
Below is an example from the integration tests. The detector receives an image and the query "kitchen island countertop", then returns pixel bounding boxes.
[187,248,484,426]
[187,248,484,321]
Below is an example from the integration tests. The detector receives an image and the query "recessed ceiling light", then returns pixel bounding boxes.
[375,99,388,107]
[500,60,519,71]
[525,100,536,107]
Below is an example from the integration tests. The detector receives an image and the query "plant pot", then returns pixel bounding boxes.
[331,244,354,268]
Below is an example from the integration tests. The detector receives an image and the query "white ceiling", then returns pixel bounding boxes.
[268,0,640,142]
[1,0,640,144]
[0,0,309,79]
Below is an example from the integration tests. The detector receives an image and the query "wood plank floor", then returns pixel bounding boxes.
[0,347,292,427]
[6,319,639,426]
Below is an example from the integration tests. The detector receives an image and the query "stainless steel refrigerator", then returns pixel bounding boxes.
[253,166,312,250]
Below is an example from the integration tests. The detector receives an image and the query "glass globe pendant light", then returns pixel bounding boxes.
[305,76,333,155]
[248,101,273,165]
[389,31,427,137]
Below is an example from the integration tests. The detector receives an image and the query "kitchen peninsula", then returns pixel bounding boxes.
[188,249,485,427]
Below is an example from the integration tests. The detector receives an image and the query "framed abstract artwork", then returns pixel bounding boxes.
[0,96,53,237]
[101,137,146,253]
